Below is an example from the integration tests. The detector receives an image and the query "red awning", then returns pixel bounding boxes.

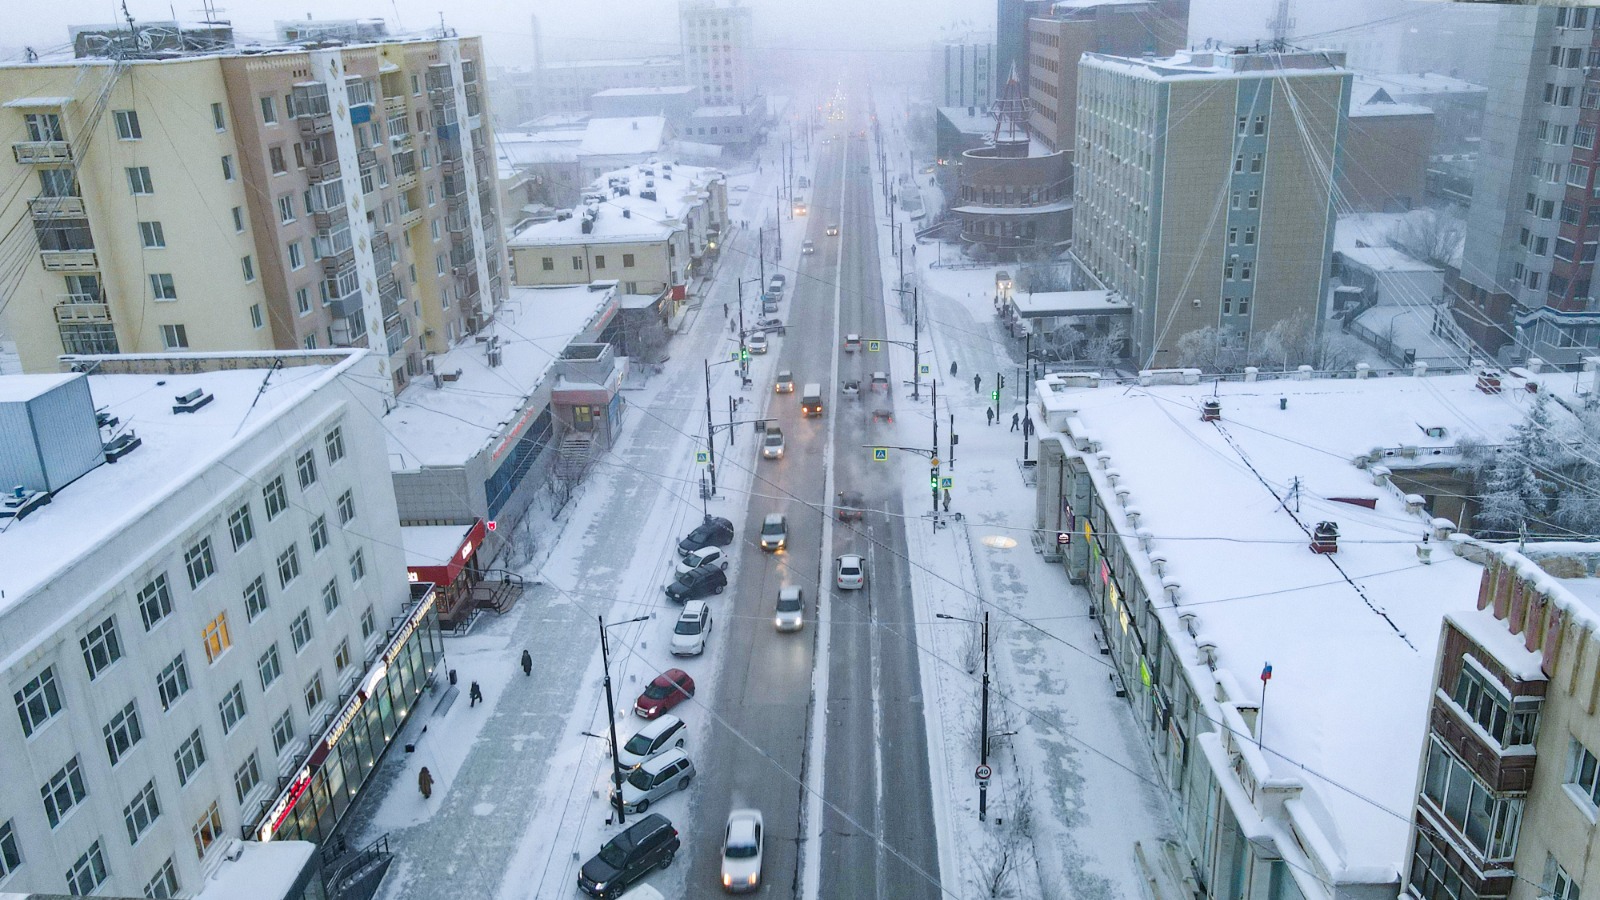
[405,519,487,587]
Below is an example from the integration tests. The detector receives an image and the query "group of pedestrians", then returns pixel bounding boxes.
[419,649,536,799]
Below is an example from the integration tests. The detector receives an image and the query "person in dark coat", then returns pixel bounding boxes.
[469,681,483,707]
[1011,412,1020,432]
[974,373,982,393]
[949,361,958,377]
[520,649,533,677]
[418,766,434,799]
[986,407,995,426]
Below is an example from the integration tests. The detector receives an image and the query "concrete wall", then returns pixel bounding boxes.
[1340,112,1433,213]
[509,235,681,295]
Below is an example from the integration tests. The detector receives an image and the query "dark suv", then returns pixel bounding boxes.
[577,813,681,898]
[665,563,728,602]
[677,516,734,557]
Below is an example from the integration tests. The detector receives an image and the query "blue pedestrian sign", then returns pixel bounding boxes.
[695,450,709,465]
[872,447,888,462]
[868,340,882,352]
[919,364,930,375]
[940,476,953,489]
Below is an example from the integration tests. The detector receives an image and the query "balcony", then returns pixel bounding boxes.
[328,289,364,319]
[312,203,349,231]
[398,205,423,229]
[425,66,454,94]
[455,270,480,298]
[384,95,406,118]
[298,114,333,139]
[13,141,72,164]
[371,229,392,263]
[40,249,98,272]
[356,148,378,171]
[307,159,341,185]
[54,299,110,323]
[29,196,85,219]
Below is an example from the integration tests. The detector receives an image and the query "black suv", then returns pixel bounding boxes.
[665,563,728,602]
[577,813,680,898]
[676,516,734,557]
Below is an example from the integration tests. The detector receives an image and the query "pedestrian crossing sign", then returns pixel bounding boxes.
[695,450,709,465]
[872,447,888,462]
[919,364,930,375]
[940,476,953,489]
[868,340,881,352]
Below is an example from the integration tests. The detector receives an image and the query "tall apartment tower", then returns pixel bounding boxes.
[679,0,756,109]
[1,25,509,392]
[997,0,1051,97]
[933,31,997,109]
[1454,5,1600,367]
[1073,50,1349,367]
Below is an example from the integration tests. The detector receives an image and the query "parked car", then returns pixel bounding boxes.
[762,295,780,314]
[843,333,861,352]
[634,669,696,718]
[759,514,788,552]
[836,554,865,590]
[670,601,714,656]
[758,317,786,336]
[577,812,680,898]
[774,586,804,632]
[748,332,769,354]
[675,546,728,576]
[610,748,696,814]
[836,490,864,522]
[774,370,795,393]
[869,371,890,391]
[720,809,765,893]
[761,428,785,459]
[769,274,787,292]
[826,223,840,236]
[729,197,743,207]
[665,564,728,602]
[618,715,687,768]
[733,184,750,192]
[677,517,734,557]
[802,239,815,255]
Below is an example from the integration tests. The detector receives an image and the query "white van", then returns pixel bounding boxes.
[801,383,823,417]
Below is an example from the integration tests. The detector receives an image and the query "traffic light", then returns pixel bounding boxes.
[930,462,940,489]
[740,347,751,361]
[990,390,999,402]
[998,374,1006,390]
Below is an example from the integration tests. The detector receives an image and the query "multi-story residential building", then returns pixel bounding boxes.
[1026,0,1189,154]
[0,349,441,898]
[932,31,997,110]
[0,24,508,393]
[1401,538,1600,900]
[1453,5,1600,367]
[679,0,756,109]
[1073,49,1349,367]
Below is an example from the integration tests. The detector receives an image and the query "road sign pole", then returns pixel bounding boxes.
[912,288,920,401]
[931,379,939,513]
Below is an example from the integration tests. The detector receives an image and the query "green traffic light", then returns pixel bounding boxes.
[990,390,999,402]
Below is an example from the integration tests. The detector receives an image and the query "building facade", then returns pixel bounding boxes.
[499,57,688,123]
[1341,92,1434,212]
[679,0,756,109]
[2,26,509,392]
[0,350,438,898]
[933,32,997,110]
[1073,50,1349,367]
[952,73,1073,259]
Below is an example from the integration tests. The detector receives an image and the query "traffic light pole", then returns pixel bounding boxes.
[703,360,719,498]
[931,378,939,514]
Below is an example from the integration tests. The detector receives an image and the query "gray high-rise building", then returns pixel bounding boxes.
[679,0,756,108]
[933,31,996,109]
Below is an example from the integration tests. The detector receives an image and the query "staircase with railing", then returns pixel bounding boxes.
[320,833,393,900]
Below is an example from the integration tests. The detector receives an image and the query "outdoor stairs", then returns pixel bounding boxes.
[323,834,394,900]
[471,568,526,615]
[556,433,595,480]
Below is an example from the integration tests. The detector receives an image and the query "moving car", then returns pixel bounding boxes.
[826,223,840,236]
[670,602,713,656]
[748,332,768,354]
[835,554,865,590]
[836,490,864,522]
[802,239,815,255]
[758,317,786,336]
[761,428,785,459]
[733,184,750,192]
[801,383,824,417]
[762,294,780,314]
[774,586,804,632]
[774,370,795,393]
[618,715,688,768]
[577,812,680,898]
[759,514,788,552]
[677,517,734,556]
[665,564,728,602]
[720,809,765,893]
[843,333,861,352]
[870,371,890,392]
[634,669,696,718]
[610,748,696,814]
[675,546,728,576]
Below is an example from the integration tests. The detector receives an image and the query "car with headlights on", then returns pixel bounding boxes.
[720,809,764,893]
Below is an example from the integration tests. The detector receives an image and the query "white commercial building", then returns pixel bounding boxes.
[0,350,440,898]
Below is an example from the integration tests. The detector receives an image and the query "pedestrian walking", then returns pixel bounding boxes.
[949,361,958,377]
[469,681,483,707]
[942,489,951,512]
[1011,412,1020,432]
[723,302,729,319]
[974,373,982,393]
[520,649,532,677]
[418,766,434,800]
[986,407,995,426]
[1023,415,1034,438]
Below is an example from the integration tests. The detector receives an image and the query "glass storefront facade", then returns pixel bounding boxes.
[253,584,445,844]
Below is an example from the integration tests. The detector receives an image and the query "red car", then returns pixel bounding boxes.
[635,668,696,719]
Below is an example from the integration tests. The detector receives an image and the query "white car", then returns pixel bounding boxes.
[676,546,728,576]
[774,586,804,632]
[721,809,765,892]
[802,239,815,255]
[730,197,743,207]
[748,332,769,354]
[734,184,751,192]
[670,601,713,656]
[835,554,865,590]
[762,428,784,460]
[610,747,695,814]
[617,714,688,768]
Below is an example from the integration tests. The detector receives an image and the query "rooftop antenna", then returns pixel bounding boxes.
[232,358,285,439]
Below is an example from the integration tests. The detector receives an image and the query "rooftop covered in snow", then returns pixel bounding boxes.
[506,160,723,248]
[1081,48,1349,83]
[579,116,668,157]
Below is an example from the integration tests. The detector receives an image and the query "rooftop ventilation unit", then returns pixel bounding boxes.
[173,388,214,414]
[0,486,51,521]
[0,372,104,494]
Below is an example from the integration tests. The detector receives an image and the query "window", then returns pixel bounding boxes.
[156,654,190,710]
[1579,125,1597,150]
[295,450,317,489]
[14,666,63,737]
[277,194,296,225]
[184,536,216,589]
[260,95,278,124]
[192,801,223,859]
[1424,738,1523,859]
[334,638,352,672]
[174,730,206,785]
[233,206,245,232]
[250,304,264,330]
[115,109,143,139]
[431,220,441,241]
[0,821,19,879]
[127,166,154,194]
[1247,190,1259,210]
[221,155,235,181]
[80,617,123,679]
[267,145,288,175]
[541,256,554,271]
[218,682,246,734]
[337,489,356,524]
[1230,191,1241,210]
[41,756,89,830]
[304,334,318,350]
[66,840,107,895]
[145,857,180,898]
[1228,227,1238,245]
[303,673,325,714]
[1253,115,1266,135]
[1572,164,1592,188]
[361,605,376,639]
[290,609,313,652]
[138,575,173,630]
[236,578,267,627]
[242,255,255,283]
[1542,199,1557,220]
[436,253,446,276]
[1250,153,1263,173]
[1241,261,1253,281]
[227,504,255,550]
[349,549,367,584]
[623,253,635,267]
[1233,154,1243,173]
[325,426,346,464]
[1557,238,1578,261]
[124,781,161,844]
[263,475,288,519]
[209,101,226,131]
[271,710,295,755]
[148,273,178,302]
[139,221,166,249]
[1545,855,1580,900]
[234,754,262,805]
[573,255,584,270]
[1409,833,1477,900]
[1568,739,1600,809]
[309,515,329,554]
[102,700,145,767]
[297,287,312,315]
[277,544,301,589]
[321,579,340,614]
[160,323,188,350]
[595,254,607,270]
[1225,256,1236,280]
[1563,203,1582,226]
[1244,226,1256,245]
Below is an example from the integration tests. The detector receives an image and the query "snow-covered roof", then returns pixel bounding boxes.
[0,353,357,604]
[692,105,748,118]
[193,840,316,900]
[1334,212,1409,254]
[938,105,994,135]
[579,116,667,156]
[1339,246,1438,274]
[506,161,722,248]
[383,286,616,468]
[1081,49,1347,83]
[1036,370,1563,883]
[595,85,697,98]
[543,55,681,71]
[1011,290,1129,315]
[1355,71,1487,97]
[496,130,584,177]
[401,524,473,568]
[1349,86,1434,118]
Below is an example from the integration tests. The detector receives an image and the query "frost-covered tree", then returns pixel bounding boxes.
[1474,392,1579,538]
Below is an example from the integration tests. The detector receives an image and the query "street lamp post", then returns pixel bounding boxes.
[598,613,650,825]
[937,611,991,821]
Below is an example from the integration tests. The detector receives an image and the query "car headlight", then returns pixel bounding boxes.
[723,874,732,887]
[593,881,607,891]
[776,617,783,626]
[748,874,758,885]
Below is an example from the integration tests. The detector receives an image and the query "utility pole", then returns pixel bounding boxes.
[703,360,719,497]
[1023,332,1032,462]
[993,371,1004,425]
[758,228,766,287]
[931,379,939,514]
[949,412,955,469]
[911,287,920,401]
[599,616,628,824]
[775,186,784,255]
[979,610,991,821]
